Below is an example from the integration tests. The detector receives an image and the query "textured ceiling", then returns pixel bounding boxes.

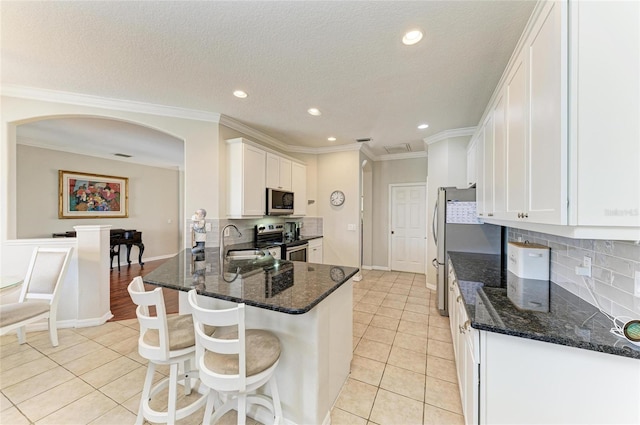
[2,0,536,162]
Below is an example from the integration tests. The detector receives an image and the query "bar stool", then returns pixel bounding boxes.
[187,289,283,425]
[128,277,208,424]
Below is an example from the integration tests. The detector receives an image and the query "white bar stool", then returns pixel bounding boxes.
[188,289,283,425]
[128,277,208,424]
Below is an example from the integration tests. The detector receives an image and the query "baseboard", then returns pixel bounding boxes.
[74,311,114,327]
[426,282,437,291]
[371,265,390,271]
[114,253,175,267]
[6,311,115,334]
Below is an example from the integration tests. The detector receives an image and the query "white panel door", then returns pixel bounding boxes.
[390,184,426,273]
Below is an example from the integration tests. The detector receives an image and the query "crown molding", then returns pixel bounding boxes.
[377,151,428,161]
[218,114,291,152]
[423,127,477,145]
[1,85,221,122]
[287,142,363,154]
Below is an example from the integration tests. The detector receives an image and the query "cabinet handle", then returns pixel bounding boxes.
[478,213,484,216]
[524,213,529,218]
[457,295,462,302]
[464,320,470,330]
[488,213,494,217]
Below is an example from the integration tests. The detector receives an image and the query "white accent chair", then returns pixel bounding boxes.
[128,276,208,424]
[0,246,73,347]
[187,289,283,425]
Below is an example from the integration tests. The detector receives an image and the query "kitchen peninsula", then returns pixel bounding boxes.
[143,248,358,425]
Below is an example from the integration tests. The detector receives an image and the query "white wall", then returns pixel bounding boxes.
[16,145,180,261]
[316,150,360,267]
[426,136,470,285]
[371,158,428,268]
[1,95,220,275]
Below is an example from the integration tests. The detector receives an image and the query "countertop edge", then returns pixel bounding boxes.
[448,252,640,360]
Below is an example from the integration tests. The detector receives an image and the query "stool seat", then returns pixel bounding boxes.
[205,329,281,376]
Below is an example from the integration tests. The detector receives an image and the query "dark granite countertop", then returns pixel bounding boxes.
[448,251,640,360]
[143,248,357,315]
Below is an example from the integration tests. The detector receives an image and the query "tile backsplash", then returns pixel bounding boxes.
[508,228,640,318]
[184,216,323,247]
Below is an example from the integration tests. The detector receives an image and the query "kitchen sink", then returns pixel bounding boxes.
[226,249,267,260]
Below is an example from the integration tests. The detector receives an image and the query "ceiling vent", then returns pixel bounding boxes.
[384,143,412,154]
[114,153,132,158]
[356,138,372,143]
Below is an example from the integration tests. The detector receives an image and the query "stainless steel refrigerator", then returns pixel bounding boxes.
[432,187,503,316]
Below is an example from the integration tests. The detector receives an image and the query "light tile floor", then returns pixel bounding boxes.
[0,270,463,425]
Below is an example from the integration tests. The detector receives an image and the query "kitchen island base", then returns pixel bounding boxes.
[179,280,353,425]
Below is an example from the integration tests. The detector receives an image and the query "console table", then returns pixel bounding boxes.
[53,228,144,270]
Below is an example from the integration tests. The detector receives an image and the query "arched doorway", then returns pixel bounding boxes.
[14,116,185,260]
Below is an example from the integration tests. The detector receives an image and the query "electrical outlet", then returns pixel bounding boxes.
[575,256,592,277]
[347,224,356,231]
[635,271,640,297]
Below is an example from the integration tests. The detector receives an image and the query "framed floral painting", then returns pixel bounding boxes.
[58,170,128,218]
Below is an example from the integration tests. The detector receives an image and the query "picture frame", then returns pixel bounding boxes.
[58,170,129,219]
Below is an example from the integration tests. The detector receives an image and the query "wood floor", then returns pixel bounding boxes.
[108,258,178,321]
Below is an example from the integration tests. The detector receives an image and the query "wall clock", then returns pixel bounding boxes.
[330,266,346,282]
[330,190,345,206]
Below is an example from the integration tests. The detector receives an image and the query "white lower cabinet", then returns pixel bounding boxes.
[480,332,640,425]
[452,284,479,425]
[448,261,479,425]
[308,238,323,264]
[449,280,640,424]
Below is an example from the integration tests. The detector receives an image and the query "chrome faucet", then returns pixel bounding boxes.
[219,224,242,269]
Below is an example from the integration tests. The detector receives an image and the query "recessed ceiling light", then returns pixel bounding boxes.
[233,90,248,98]
[328,137,336,142]
[418,123,429,129]
[308,108,321,116]
[402,30,423,46]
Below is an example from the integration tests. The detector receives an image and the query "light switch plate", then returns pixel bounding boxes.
[347,224,356,231]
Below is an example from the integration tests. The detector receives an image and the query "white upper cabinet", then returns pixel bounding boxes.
[492,91,507,219]
[526,0,566,225]
[475,134,485,217]
[227,138,306,218]
[482,113,495,218]
[466,139,477,188]
[570,0,639,228]
[504,49,528,221]
[227,138,266,217]
[477,0,639,239]
[266,153,292,191]
[291,161,307,216]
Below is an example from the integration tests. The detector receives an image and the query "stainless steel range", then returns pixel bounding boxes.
[255,223,308,262]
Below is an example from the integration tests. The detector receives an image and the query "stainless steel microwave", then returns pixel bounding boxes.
[266,188,294,215]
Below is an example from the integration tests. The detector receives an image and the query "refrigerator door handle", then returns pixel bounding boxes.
[432,199,439,246]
